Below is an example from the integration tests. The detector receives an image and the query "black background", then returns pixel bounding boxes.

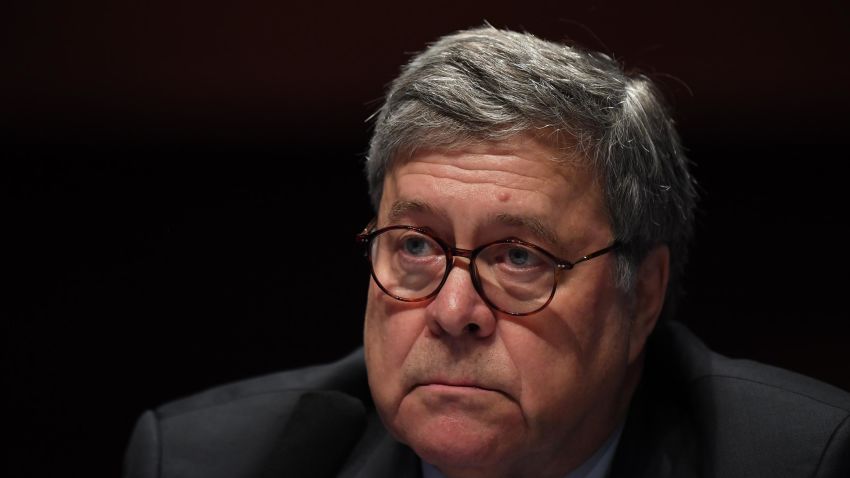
[5,1,849,477]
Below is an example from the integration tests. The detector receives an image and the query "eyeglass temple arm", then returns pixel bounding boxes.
[564,242,622,268]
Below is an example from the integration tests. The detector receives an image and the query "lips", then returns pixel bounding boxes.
[414,379,505,395]
[399,351,517,400]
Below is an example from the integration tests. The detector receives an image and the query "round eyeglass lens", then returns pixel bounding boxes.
[475,242,557,313]
[369,228,448,300]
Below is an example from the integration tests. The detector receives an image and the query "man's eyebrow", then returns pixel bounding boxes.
[387,200,436,224]
[387,204,560,247]
[494,213,561,248]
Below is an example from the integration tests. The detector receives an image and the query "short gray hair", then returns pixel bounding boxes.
[365,26,697,317]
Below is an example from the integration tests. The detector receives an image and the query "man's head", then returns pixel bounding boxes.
[361,26,696,477]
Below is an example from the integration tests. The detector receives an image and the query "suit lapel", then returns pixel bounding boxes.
[608,324,702,478]
[338,411,421,478]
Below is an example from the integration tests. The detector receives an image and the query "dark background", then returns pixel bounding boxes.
[5,1,849,476]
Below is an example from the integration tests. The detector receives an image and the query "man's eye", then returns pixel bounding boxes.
[507,247,531,266]
[402,236,431,256]
[505,247,543,268]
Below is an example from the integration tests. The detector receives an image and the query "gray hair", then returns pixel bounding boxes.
[365,26,697,317]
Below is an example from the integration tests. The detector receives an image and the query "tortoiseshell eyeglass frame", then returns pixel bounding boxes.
[356,219,621,316]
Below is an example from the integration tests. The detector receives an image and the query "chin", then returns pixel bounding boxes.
[395,410,519,471]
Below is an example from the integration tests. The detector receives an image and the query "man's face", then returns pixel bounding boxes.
[364,135,651,477]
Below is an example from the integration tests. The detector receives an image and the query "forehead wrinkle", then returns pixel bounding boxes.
[401,172,547,196]
[412,159,554,185]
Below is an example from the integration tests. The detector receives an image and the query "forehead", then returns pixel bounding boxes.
[380,135,610,247]
[388,134,593,189]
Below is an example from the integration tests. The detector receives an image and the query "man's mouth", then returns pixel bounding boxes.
[414,380,504,395]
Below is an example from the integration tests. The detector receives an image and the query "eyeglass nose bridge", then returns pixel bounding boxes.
[442,245,481,277]
[446,246,474,260]
[438,245,494,305]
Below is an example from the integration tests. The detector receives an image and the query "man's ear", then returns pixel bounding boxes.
[628,244,670,364]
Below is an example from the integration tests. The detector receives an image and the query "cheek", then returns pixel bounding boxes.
[364,284,426,406]
[498,322,583,424]
[498,284,631,428]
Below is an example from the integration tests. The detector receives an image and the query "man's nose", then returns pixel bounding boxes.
[424,260,497,338]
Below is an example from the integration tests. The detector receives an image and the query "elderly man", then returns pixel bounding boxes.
[124,27,850,478]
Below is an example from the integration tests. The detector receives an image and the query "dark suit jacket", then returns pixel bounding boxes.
[124,322,850,477]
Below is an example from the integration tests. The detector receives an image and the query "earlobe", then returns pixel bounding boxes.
[628,244,670,364]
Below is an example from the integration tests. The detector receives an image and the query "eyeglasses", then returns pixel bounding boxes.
[356,221,620,316]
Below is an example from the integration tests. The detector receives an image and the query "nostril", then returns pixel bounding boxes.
[465,323,480,333]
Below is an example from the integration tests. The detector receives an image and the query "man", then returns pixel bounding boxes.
[124,27,850,477]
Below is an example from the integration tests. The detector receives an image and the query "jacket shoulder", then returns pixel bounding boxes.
[656,322,850,477]
[663,321,850,411]
[157,347,370,418]
[124,348,371,478]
